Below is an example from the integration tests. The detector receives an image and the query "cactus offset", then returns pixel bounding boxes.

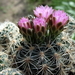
[0,52,9,71]
[0,21,24,55]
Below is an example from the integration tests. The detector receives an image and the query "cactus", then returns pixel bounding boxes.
[0,52,9,71]
[11,5,75,75]
[0,21,24,56]
[0,68,23,75]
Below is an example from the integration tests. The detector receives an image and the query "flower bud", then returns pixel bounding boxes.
[18,17,32,35]
[33,5,54,21]
[52,10,69,29]
[33,17,47,33]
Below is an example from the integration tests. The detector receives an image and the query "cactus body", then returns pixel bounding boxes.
[13,38,73,75]
[14,43,60,75]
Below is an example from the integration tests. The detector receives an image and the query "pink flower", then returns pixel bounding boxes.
[33,17,47,32]
[18,17,31,29]
[52,10,69,28]
[33,5,53,21]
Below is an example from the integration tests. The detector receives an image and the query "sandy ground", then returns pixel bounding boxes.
[0,0,30,23]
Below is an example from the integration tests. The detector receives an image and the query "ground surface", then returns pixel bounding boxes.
[0,0,31,23]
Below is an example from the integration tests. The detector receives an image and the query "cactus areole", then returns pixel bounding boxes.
[14,5,69,75]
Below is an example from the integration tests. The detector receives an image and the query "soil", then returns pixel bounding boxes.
[0,0,32,23]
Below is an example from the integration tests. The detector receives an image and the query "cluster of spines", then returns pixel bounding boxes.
[0,68,23,75]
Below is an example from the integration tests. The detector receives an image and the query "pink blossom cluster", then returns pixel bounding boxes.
[18,5,69,34]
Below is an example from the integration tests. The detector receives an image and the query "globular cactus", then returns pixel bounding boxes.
[0,68,23,75]
[0,21,24,55]
[0,52,9,71]
[11,5,75,75]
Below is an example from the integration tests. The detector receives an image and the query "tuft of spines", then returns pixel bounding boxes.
[0,68,23,75]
